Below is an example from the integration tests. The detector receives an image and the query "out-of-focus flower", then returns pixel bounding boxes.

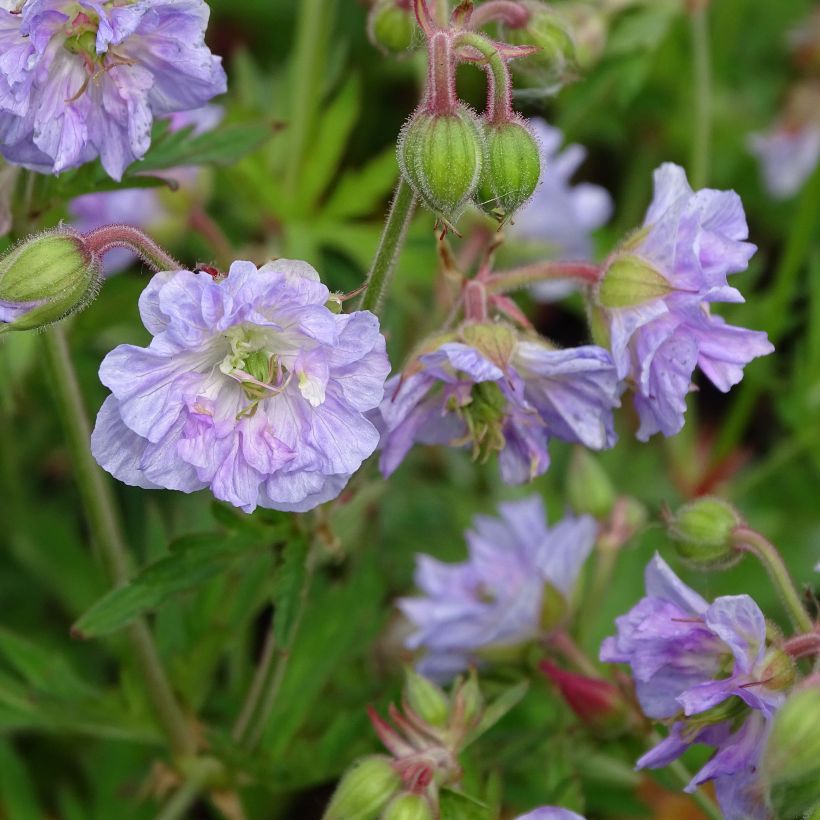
[516,809,586,820]
[0,0,226,180]
[748,83,820,200]
[377,322,619,484]
[69,106,222,274]
[91,259,390,513]
[399,496,597,679]
[602,554,793,820]
[591,163,773,440]
[0,160,17,236]
[509,120,612,263]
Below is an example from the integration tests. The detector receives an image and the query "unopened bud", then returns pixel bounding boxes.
[596,255,672,309]
[540,661,632,737]
[398,105,486,226]
[452,671,483,731]
[567,448,615,519]
[667,497,742,570]
[762,686,820,819]
[323,756,402,820]
[0,228,101,333]
[368,0,416,55]
[475,120,541,223]
[404,668,450,727]
[760,647,796,692]
[380,793,435,820]
[503,1,579,91]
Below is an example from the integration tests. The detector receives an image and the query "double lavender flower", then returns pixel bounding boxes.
[0,0,226,180]
[91,259,390,513]
[400,496,597,680]
[601,554,791,819]
[593,163,774,440]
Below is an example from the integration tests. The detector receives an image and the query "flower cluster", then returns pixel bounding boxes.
[378,323,619,484]
[592,163,774,440]
[91,259,390,513]
[0,0,226,180]
[601,554,794,819]
[400,496,597,680]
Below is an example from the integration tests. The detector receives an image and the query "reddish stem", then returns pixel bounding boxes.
[414,0,437,34]
[783,632,820,659]
[425,31,457,114]
[485,262,603,294]
[463,280,488,322]
[470,0,531,30]
[83,224,183,272]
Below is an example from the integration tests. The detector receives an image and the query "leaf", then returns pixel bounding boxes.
[439,789,492,820]
[0,739,41,820]
[271,536,309,646]
[73,530,276,638]
[465,681,530,747]
[323,148,399,219]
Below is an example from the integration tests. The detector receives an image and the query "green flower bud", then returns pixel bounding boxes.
[760,647,796,693]
[475,119,541,223]
[0,227,101,333]
[667,496,742,570]
[596,254,673,309]
[762,686,820,819]
[368,0,416,55]
[504,1,579,91]
[452,671,483,731]
[404,668,450,727]
[398,105,486,226]
[567,447,615,519]
[380,793,435,820]
[323,756,402,820]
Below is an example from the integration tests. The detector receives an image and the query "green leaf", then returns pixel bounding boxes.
[271,536,309,646]
[466,681,530,747]
[323,149,399,219]
[0,739,41,820]
[439,789,492,820]
[73,530,276,638]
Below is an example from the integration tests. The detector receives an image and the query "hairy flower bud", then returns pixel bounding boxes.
[404,668,450,727]
[0,227,101,333]
[398,106,486,226]
[368,0,416,55]
[323,756,402,820]
[503,1,579,91]
[667,497,742,569]
[475,120,541,223]
[762,686,820,819]
[596,254,673,309]
[380,793,435,820]
[567,447,615,519]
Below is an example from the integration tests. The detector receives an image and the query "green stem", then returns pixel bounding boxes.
[434,0,449,26]
[357,178,417,315]
[285,0,333,197]
[649,731,722,820]
[689,4,712,188]
[455,31,512,122]
[231,622,278,742]
[41,326,196,759]
[731,526,813,634]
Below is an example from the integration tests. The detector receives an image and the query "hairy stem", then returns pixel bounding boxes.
[357,178,417,315]
[456,31,513,122]
[83,224,183,272]
[731,526,813,634]
[484,262,602,293]
[689,4,712,188]
[426,31,457,114]
[41,326,196,759]
[470,0,531,30]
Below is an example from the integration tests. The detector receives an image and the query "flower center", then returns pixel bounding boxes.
[448,380,508,462]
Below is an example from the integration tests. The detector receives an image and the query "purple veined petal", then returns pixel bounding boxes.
[421,342,504,383]
[496,496,550,555]
[644,163,693,228]
[536,513,597,598]
[498,408,551,484]
[644,554,709,615]
[748,125,820,200]
[260,469,351,514]
[636,722,692,771]
[415,651,473,683]
[515,807,587,820]
[687,711,767,788]
[606,299,669,380]
[677,677,738,716]
[703,595,768,673]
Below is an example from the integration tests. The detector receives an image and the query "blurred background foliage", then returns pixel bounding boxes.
[0,0,818,817]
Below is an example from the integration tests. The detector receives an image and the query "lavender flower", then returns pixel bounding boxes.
[91,259,390,513]
[601,554,789,820]
[510,119,613,262]
[399,496,597,680]
[748,124,820,200]
[516,810,586,820]
[69,106,222,273]
[377,323,619,484]
[0,0,226,180]
[593,163,773,440]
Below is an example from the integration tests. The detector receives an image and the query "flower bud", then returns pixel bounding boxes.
[0,227,101,333]
[451,671,483,732]
[667,496,742,570]
[540,661,633,738]
[567,447,615,519]
[398,105,486,226]
[475,120,541,223]
[503,2,579,91]
[380,793,435,820]
[404,668,450,728]
[596,254,672,309]
[762,686,820,819]
[368,0,416,55]
[760,647,796,692]
[323,756,402,820]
